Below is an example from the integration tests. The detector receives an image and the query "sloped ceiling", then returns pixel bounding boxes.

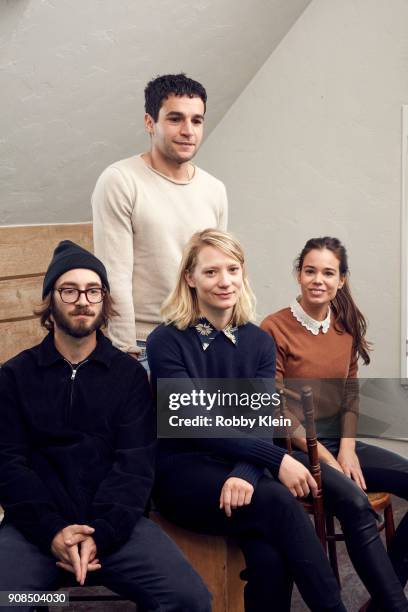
[0,0,311,225]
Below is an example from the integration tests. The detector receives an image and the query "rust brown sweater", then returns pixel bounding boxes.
[261,307,358,435]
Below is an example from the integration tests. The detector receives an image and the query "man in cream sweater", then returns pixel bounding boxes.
[92,74,228,362]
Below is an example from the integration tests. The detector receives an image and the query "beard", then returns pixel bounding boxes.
[51,303,104,338]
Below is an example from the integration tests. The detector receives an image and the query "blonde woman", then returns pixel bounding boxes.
[147,229,346,612]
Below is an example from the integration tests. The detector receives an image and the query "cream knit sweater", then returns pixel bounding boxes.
[92,154,228,352]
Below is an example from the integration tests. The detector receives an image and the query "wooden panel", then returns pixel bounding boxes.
[151,512,236,612]
[0,319,46,364]
[0,276,44,322]
[0,223,92,278]
[226,538,246,612]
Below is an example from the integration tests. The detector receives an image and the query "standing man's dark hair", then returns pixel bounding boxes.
[144,73,207,121]
[92,72,227,369]
[0,241,211,611]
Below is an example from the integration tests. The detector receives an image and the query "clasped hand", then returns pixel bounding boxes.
[51,524,101,585]
[220,477,254,517]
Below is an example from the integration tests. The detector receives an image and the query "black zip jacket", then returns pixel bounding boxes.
[0,331,155,556]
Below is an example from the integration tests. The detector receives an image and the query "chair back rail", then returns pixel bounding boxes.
[301,386,326,547]
[278,384,327,548]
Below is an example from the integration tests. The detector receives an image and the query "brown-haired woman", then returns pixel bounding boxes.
[261,236,408,612]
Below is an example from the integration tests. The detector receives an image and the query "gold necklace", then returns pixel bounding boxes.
[145,153,193,181]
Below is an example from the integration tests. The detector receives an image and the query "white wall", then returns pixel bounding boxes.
[0,0,310,225]
[198,0,408,377]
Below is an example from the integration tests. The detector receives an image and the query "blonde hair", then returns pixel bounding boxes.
[161,229,256,329]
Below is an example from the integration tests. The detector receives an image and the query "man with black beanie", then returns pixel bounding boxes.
[0,241,210,612]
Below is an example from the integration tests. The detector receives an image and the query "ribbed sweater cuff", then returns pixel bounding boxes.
[90,518,116,557]
[250,439,288,477]
[42,515,69,553]
[228,462,264,488]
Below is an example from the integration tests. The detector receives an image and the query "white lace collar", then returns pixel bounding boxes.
[290,298,331,335]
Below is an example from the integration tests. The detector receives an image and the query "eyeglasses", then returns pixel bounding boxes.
[55,287,106,304]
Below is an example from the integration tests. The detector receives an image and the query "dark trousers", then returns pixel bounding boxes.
[0,517,211,612]
[154,455,346,612]
[293,439,408,611]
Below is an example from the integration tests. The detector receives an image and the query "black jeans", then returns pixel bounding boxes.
[0,517,211,612]
[293,439,408,611]
[155,454,346,612]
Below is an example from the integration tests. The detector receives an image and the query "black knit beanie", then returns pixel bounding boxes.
[42,240,110,298]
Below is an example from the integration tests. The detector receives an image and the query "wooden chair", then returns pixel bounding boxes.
[278,385,395,585]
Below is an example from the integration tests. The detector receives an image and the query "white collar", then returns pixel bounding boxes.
[290,298,331,335]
